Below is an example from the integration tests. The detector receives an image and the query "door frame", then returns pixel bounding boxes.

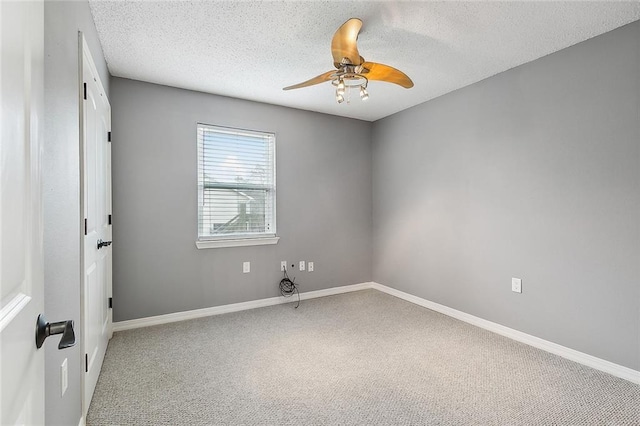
[79,32,113,418]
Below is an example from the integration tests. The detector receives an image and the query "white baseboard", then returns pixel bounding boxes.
[112,280,639,384]
[371,282,640,385]
[112,282,373,332]
[78,416,85,426]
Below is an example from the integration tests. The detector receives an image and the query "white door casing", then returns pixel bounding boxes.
[81,34,112,416]
[0,0,46,424]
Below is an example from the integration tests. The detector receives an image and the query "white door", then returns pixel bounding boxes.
[0,0,46,424]
[81,36,112,415]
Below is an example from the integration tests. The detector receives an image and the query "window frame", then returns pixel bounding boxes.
[195,123,278,249]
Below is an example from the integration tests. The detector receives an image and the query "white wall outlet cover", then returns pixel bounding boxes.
[280,261,287,272]
[512,277,522,293]
[299,260,305,271]
[243,262,250,273]
[61,358,68,397]
[308,261,314,272]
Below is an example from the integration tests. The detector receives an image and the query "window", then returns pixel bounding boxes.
[196,123,277,248]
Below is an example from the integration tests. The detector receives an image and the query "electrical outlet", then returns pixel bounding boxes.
[61,358,68,397]
[308,261,314,272]
[512,277,522,293]
[243,262,250,273]
[280,261,287,272]
[299,261,305,271]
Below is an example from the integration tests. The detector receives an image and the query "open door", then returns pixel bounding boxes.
[0,0,46,424]
[80,34,112,416]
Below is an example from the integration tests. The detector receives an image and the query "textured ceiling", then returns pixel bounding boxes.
[89,1,640,122]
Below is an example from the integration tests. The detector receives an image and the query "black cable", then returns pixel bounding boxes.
[279,268,300,308]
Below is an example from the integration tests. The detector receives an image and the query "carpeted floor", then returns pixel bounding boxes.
[87,290,639,425]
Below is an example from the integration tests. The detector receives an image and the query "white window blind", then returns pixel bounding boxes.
[197,123,276,241]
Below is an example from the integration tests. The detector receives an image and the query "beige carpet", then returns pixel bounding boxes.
[87,289,639,425]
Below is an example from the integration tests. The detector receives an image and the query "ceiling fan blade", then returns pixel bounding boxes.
[331,18,363,67]
[361,62,414,88]
[283,70,336,90]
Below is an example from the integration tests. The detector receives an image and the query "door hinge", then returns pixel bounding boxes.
[84,218,87,235]
[83,83,87,100]
[108,214,112,225]
[85,353,88,373]
[108,131,111,142]
[108,297,113,309]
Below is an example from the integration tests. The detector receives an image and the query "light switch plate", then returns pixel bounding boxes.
[61,358,68,397]
[243,262,250,273]
[299,261,305,271]
[512,277,522,293]
[308,262,314,272]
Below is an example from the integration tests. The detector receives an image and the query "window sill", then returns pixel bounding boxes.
[195,236,280,249]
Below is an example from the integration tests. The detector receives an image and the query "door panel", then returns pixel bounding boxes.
[0,0,45,424]
[81,36,112,415]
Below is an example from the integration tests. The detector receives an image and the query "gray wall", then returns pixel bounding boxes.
[110,78,372,322]
[44,1,110,424]
[372,21,640,370]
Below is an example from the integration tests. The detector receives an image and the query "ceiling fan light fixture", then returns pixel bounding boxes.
[360,86,369,101]
[282,18,413,105]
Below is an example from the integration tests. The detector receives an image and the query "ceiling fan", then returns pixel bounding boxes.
[283,18,414,104]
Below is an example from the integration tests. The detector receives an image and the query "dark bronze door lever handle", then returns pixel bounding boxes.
[35,314,76,349]
[97,239,112,249]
